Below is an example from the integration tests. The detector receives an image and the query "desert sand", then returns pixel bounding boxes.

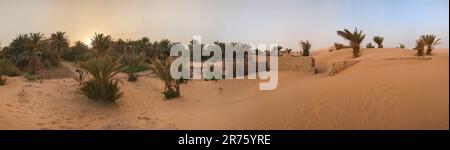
[0,48,448,130]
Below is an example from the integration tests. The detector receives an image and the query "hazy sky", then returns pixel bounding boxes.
[0,0,448,50]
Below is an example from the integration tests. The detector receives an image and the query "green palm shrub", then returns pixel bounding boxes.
[415,39,425,56]
[420,34,441,55]
[150,58,180,99]
[121,49,149,82]
[337,28,365,58]
[79,56,123,103]
[366,43,375,48]
[299,40,311,56]
[398,43,406,49]
[373,36,384,48]
[0,58,14,86]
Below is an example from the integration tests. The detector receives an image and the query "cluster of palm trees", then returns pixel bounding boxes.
[336,28,442,58]
[0,32,70,74]
[415,34,441,56]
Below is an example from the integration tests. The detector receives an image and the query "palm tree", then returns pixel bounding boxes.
[373,36,384,48]
[337,28,365,58]
[299,40,311,56]
[27,32,45,74]
[398,43,406,49]
[49,31,69,66]
[420,34,441,55]
[91,33,112,57]
[79,56,123,103]
[7,34,31,68]
[414,39,425,56]
[150,58,180,99]
[121,44,149,82]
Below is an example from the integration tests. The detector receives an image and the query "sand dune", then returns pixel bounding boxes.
[0,48,448,129]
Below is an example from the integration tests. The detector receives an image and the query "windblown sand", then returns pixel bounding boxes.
[0,48,448,130]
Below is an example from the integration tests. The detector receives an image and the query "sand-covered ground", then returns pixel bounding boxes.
[0,48,448,130]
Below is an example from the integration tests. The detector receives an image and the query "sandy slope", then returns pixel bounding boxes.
[0,48,448,130]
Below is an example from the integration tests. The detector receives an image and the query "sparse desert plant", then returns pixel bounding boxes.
[420,34,441,55]
[79,56,123,103]
[121,49,149,82]
[73,69,87,86]
[299,40,311,56]
[398,43,406,49]
[366,43,375,48]
[0,58,14,85]
[415,39,425,56]
[337,28,365,58]
[333,42,349,50]
[373,36,384,48]
[150,58,180,99]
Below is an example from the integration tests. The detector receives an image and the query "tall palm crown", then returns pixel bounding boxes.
[49,31,69,66]
[373,36,384,48]
[337,28,365,58]
[299,40,311,56]
[91,33,112,57]
[27,32,45,74]
[420,34,441,55]
[50,32,69,55]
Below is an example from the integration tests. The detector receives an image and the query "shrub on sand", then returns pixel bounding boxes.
[366,43,375,48]
[121,49,148,82]
[415,39,425,56]
[79,56,123,103]
[150,58,180,99]
[398,43,406,49]
[373,36,384,48]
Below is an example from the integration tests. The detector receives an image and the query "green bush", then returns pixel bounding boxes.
[366,43,375,48]
[79,56,123,103]
[150,58,180,99]
[0,58,15,85]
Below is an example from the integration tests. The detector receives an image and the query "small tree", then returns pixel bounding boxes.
[299,40,311,56]
[150,58,180,99]
[373,36,384,48]
[420,34,441,55]
[366,43,375,48]
[398,43,406,49]
[121,48,148,82]
[337,28,365,58]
